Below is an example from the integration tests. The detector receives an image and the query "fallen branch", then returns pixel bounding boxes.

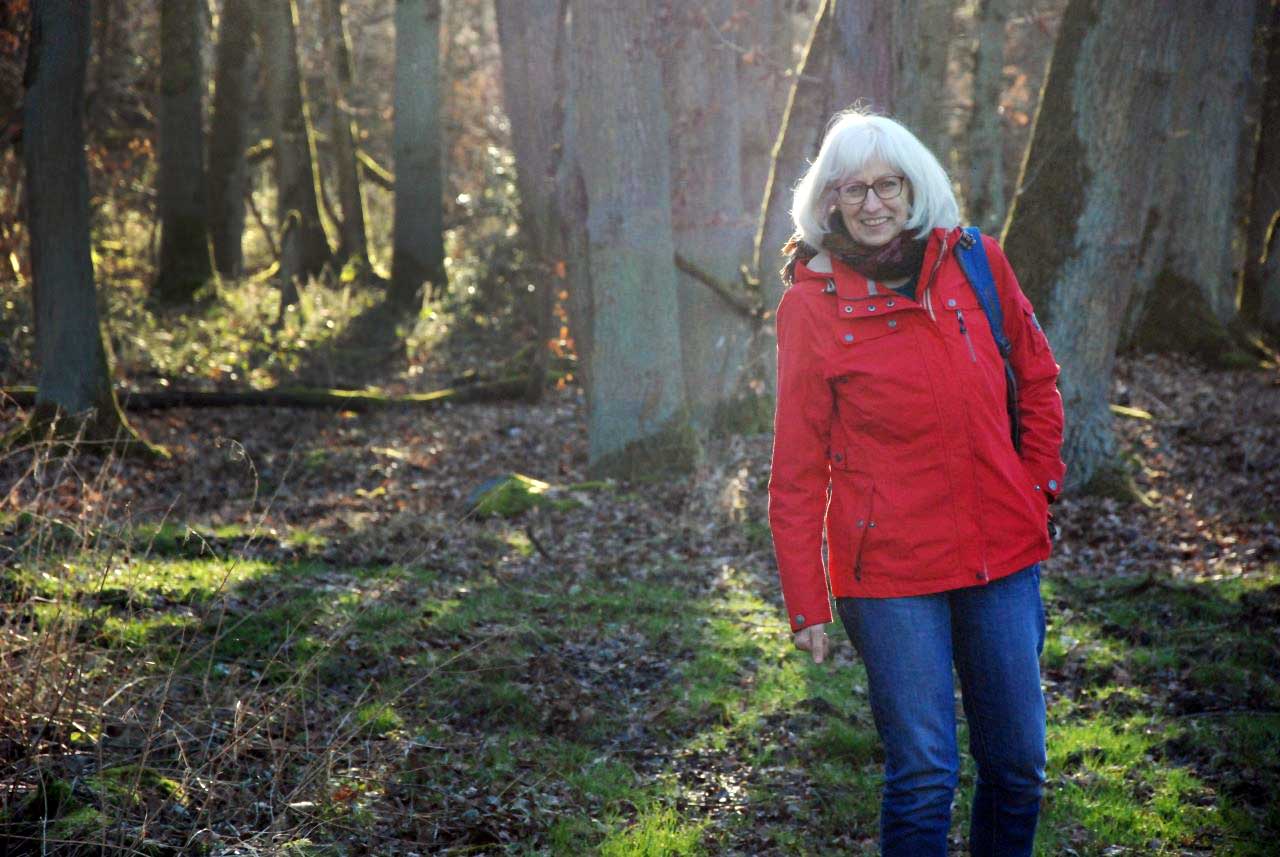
[1,377,533,413]
[673,252,762,320]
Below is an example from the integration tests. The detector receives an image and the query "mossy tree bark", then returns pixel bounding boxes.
[152,0,214,305]
[965,0,1011,234]
[320,0,371,272]
[208,0,255,280]
[19,1,148,450]
[1244,2,1280,338]
[1002,0,1182,490]
[258,0,332,283]
[389,0,447,311]
[1122,0,1258,360]
[567,0,698,478]
[494,0,570,403]
[661,1,763,435]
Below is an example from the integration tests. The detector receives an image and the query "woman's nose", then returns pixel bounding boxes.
[861,191,885,213]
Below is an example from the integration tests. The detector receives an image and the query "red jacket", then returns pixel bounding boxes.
[768,228,1065,631]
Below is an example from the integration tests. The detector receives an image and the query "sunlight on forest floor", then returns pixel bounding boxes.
[2,354,1278,854]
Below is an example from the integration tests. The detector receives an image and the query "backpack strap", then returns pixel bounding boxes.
[953,227,1011,358]
[953,226,1022,452]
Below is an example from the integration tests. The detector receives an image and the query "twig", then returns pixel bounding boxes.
[525,523,555,562]
[674,252,762,320]
[1176,708,1280,720]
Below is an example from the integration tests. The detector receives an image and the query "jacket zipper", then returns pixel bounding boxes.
[956,310,978,362]
[853,495,875,582]
[854,526,866,581]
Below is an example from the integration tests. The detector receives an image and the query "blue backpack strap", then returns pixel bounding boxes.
[953,227,1011,358]
[954,227,1022,451]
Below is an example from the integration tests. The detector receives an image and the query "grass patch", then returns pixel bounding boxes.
[5,537,1277,854]
[598,804,707,857]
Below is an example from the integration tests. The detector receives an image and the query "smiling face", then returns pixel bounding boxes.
[834,157,912,248]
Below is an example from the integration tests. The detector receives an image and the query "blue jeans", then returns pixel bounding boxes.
[836,564,1047,857]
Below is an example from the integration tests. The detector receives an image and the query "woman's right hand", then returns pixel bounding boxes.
[793,624,832,664]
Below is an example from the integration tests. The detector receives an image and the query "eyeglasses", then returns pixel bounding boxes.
[835,175,906,206]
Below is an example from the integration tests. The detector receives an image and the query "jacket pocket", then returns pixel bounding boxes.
[1019,460,1050,517]
[846,476,876,582]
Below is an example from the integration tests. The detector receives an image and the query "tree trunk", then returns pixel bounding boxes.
[661,0,762,434]
[736,0,797,218]
[567,0,698,477]
[257,0,332,282]
[1244,2,1280,338]
[208,0,255,279]
[1122,0,1257,360]
[494,0,569,403]
[966,0,1011,234]
[320,0,370,272]
[88,0,130,132]
[891,0,956,163]
[152,0,214,304]
[21,0,142,446]
[390,0,447,311]
[1002,0,1181,490]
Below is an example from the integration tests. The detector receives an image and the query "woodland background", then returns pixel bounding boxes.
[0,0,1278,854]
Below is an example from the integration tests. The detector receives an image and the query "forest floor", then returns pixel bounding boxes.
[1,350,1278,856]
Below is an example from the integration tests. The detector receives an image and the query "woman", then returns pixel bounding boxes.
[768,110,1065,856]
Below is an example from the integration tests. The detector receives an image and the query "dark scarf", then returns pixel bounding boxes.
[782,213,927,285]
[821,210,927,282]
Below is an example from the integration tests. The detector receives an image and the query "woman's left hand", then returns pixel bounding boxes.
[794,624,832,664]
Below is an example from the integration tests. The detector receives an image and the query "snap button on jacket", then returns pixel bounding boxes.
[768,228,1066,632]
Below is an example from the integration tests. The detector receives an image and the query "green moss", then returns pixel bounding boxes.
[469,473,552,517]
[355,702,404,737]
[48,805,108,839]
[89,764,186,806]
[708,391,774,439]
[1130,270,1235,362]
[1000,0,1097,324]
[1083,456,1145,503]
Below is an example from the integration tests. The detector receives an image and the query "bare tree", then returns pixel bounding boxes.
[1002,0,1182,489]
[966,0,1011,233]
[736,0,799,213]
[208,0,255,279]
[152,0,214,304]
[893,0,956,162]
[661,0,763,433]
[321,0,370,272]
[1244,1,1280,338]
[565,0,698,476]
[1122,0,1258,359]
[390,0,447,311]
[18,0,145,448]
[258,0,332,292]
[494,0,569,401]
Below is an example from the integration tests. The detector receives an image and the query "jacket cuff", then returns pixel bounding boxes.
[1022,459,1064,502]
[786,601,832,633]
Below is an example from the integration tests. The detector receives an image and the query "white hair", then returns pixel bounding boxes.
[791,111,960,249]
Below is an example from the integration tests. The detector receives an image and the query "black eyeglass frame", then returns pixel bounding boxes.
[834,175,907,206]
